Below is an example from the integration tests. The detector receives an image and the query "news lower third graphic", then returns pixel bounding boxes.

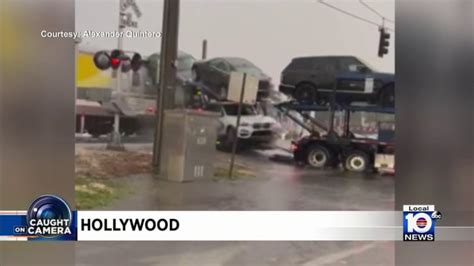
[403,205,442,241]
[0,196,462,241]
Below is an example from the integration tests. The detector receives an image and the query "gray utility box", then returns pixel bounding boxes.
[159,109,219,182]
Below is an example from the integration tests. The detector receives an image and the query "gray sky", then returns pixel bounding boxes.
[76,0,395,82]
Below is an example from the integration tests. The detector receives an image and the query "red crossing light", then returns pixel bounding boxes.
[110,49,124,70]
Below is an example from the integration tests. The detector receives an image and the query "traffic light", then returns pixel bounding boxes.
[110,49,124,70]
[131,53,142,72]
[378,27,390,57]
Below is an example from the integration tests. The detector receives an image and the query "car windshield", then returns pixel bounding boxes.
[177,56,195,71]
[355,57,377,72]
[150,54,195,71]
[223,104,257,116]
[227,58,262,74]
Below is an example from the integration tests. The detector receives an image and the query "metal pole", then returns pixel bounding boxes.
[328,103,335,133]
[108,0,125,149]
[152,0,180,168]
[344,110,351,137]
[300,112,329,133]
[228,73,246,179]
[202,39,207,60]
[325,75,341,143]
[328,77,337,133]
[281,109,314,134]
[80,114,85,134]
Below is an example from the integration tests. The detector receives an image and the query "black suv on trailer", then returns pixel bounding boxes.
[279,56,394,106]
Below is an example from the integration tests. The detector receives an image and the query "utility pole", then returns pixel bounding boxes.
[107,0,126,150]
[152,0,180,169]
[202,39,207,60]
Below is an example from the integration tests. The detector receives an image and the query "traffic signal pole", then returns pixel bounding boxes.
[107,0,126,150]
[152,0,180,169]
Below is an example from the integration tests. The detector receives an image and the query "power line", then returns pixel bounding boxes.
[318,0,394,32]
[359,0,395,24]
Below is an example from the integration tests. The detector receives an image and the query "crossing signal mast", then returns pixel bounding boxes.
[92,49,143,149]
[378,27,390,57]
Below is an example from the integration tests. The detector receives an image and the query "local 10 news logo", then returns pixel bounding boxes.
[403,205,442,241]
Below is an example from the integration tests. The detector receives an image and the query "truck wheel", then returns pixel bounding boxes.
[306,144,332,169]
[379,85,395,107]
[295,83,317,103]
[344,151,370,173]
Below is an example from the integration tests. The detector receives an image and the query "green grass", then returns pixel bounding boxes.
[213,165,256,180]
[75,176,131,210]
[76,164,255,209]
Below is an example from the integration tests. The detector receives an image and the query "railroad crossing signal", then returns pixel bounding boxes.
[378,27,390,57]
[110,49,124,70]
[92,50,143,73]
[130,53,142,72]
[93,51,111,70]
[119,0,141,28]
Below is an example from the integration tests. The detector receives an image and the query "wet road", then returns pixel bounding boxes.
[76,143,394,265]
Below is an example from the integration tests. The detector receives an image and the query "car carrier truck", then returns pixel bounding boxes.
[275,73,395,174]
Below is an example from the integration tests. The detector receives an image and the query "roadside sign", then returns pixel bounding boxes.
[120,0,142,18]
[119,0,140,28]
[120,12,138,28]
[227,72,258,103]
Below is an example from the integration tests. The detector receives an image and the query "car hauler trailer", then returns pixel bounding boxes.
[185,77,395,174]
[275,101,395,174]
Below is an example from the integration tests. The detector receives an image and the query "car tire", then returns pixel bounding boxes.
[87,127,110,139]
[121,128,136,137]
[344,150,370,173]
[216,135,225,151]
[225,127,237,150]
[379,85,395,107]
[191,67,199,81]
[295,83,321,104]
[306,144,332,169]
